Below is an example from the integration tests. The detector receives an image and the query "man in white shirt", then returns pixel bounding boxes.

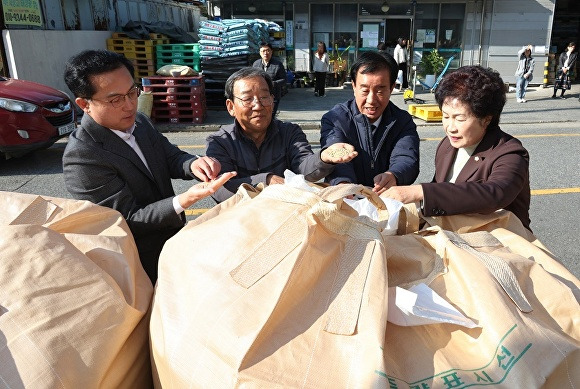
[62,49,235,282]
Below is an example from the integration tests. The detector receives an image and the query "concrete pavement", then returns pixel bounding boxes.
[155,82,580,133]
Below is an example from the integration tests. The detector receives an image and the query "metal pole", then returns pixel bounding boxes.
[477,0,486,65]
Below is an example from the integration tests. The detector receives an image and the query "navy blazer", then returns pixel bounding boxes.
[62,112,197,280]
[421,125,531,231]
[320,99,420,187]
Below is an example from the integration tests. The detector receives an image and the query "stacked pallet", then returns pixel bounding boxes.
[142,76,206,124]
[156,43,201,72]
[107,32,170,83]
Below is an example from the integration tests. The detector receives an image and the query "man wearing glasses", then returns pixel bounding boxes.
[206,67,357,203]
[62,49,235,283]
[252,42,286,117]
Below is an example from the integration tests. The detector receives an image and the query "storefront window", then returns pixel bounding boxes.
[438,3,465,68]
[411,3,464,68]
[334,4,357,50]
[414,3,439,53]
[333,4,357,76]
[311,4,333,50]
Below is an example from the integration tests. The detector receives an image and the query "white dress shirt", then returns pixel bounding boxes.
[111,124,184,214]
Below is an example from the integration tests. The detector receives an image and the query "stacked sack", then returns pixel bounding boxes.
[198,19,269,61]
[0,192,153,388]
[150,183,580,388]
[198,19,282,110]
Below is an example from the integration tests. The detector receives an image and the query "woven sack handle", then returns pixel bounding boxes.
[317,183,387,211]
[229,184,383,335]
[431,227,532,313]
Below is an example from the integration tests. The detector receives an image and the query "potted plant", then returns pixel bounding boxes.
[329,44,351,86]
[419,49,445,88]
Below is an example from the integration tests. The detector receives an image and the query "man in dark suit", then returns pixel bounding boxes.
[320,51,420,195]
[62,50,235,282]
[252,42,286,117]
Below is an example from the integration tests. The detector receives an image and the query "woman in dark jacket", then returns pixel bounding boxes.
[383,65,531,231]
[552,42,577,99]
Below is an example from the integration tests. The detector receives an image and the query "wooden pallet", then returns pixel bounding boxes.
[408,103,442,122]
[142,76,204,87]
[153,99,206,109]
[156,58,200,69]
[107,38,169,47]
[157,43,200,52]
[156,49,200,59]
[133,68,156,78]
[123,51,154,60]
[152,112,206,124]
[107,44,135,53]
[131,58,156,66]
[112,32,168,40]
[146,92,205,102]
[152,106,205,116]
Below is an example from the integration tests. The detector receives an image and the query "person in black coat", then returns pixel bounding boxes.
[552,42,577,99]
[252,42,286,116]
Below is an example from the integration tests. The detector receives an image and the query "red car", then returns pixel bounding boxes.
[0,76,76,158]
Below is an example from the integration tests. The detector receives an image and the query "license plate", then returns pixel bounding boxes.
[58,122,76,136]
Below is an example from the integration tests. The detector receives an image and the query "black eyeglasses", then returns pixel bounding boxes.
[91,86,141,108]
[233,95,273,108]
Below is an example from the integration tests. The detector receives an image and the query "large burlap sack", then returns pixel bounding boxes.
[0,191,153,388]
[381,210,580,388]
[150,184,391,388]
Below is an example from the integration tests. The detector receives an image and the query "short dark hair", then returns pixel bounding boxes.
[350,51,398,87]
[259,42,273,50]
[224,67,274,100]
[64,50,134,99]
[435,65,506,128]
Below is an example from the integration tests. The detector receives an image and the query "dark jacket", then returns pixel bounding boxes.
[320,99,420,187]
[421,125,531,231]
[252,57,286,100]
[62,112,197,281]
[557,50,577,71]
[206,119,335,202]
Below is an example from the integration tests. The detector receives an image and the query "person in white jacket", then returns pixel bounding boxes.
[393,38,409,89]
[514,44,535,103]
[313,41,330,97]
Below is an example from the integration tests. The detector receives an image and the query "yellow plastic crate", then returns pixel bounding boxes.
[124,51,154,60]
[408,104,442,122]
[107,44,135,53]
[149,33,168,40]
